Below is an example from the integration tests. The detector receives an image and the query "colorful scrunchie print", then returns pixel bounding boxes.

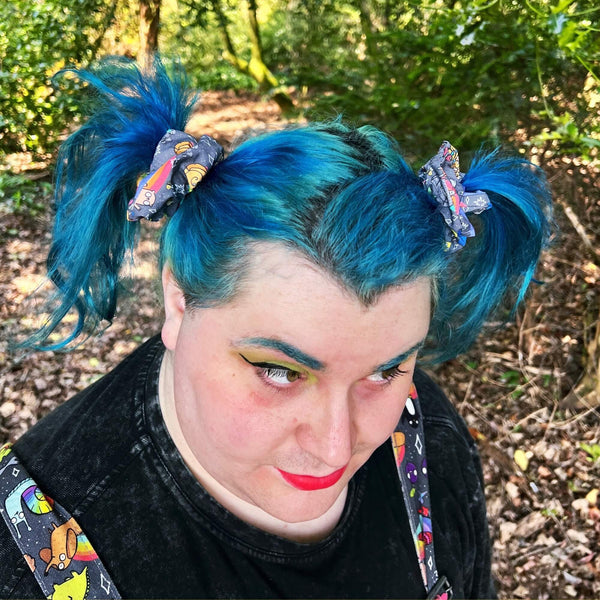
[127,129,224,222]
[419,141,491,253]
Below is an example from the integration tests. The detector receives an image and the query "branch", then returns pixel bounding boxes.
[557,198,600,262]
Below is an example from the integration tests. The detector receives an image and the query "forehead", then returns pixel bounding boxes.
[235,242,429,302]
[206,243,431,365]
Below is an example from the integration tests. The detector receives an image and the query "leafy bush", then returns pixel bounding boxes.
[263,0,599,156]
[0,0,116,155]
[0,172,51,217]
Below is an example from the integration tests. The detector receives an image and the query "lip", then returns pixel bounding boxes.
[277,466,347,491]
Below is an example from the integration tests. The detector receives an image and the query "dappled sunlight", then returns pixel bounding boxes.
[187,90,290,148]
[12,274,47,298]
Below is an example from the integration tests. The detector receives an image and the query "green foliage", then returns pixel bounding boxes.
[0,172,51,217]
[525,0,600,159]
[580,442,600,463]
[2,0,598,158]
[164,0,259,91]
[262,0,599,156]
[0,0,116,155]
[501,370,522,387]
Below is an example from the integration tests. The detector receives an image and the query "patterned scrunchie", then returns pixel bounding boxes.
[127,129,224,222]
[419,141,491,253]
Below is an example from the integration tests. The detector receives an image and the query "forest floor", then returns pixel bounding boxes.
[1,90,599,599]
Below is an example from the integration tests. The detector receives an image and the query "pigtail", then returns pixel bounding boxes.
[25,57,196,350]
[430,149,553,363]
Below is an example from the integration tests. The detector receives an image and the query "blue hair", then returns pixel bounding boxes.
[26,57,196,350]
[25,58,552,362]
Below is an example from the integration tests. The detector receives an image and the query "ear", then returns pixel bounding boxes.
[161,265,186,351]
[39,547,51,565]
[66,527,77,559]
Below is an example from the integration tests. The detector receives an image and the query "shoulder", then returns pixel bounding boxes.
[413,367,477,454]
[412,366,486,518]
[12,334,165,511]
[0,335,165,597]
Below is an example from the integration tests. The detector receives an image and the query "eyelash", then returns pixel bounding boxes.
[240,356,304,388]
[259,366,301,385]
[240,355,407,389]
[377,365,408,385]
[379,365,408,383]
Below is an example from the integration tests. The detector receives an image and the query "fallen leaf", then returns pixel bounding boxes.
[499,521,517,543]
[571,498,589,517]
[586,488,598,506]
[566,528,589,545]
[468,427,486,441]
[514,449,530,471]
[535,532,557,546]
[0,402,17,419]
[512,585,529,598]
[515,511,547,539]
[505,481,520,499]
[565,584,578,597]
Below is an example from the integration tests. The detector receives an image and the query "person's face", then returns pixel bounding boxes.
[162,244,431,523]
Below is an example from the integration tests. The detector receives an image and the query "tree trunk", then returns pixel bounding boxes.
[356,0,378,60]
[139,0,161,70]
[580,300,600,405]
[211,0,294,113]
[246,0,276,89]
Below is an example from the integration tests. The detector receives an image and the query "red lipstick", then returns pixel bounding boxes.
[277,466,346,491]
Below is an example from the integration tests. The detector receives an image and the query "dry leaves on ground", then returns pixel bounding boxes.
[1,92,599,599]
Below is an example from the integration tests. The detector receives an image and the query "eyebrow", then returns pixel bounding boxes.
[236,337,325,370]
[236,337,424,374]
[373,340,425,373]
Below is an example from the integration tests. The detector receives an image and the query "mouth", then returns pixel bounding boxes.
[277,466,347,491]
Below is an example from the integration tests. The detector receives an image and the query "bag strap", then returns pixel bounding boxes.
[0,443,121,599]
[1,384,451,600]
[391,384,453,600]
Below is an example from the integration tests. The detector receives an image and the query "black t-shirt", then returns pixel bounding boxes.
[0,336,495,598]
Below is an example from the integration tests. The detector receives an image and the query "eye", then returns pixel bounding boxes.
[240,355,304,388]
[260,366,301,385]
[366,365,407,384]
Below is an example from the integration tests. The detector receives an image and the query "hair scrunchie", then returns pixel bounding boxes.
[127,129,224,222]
[419,141,491,253]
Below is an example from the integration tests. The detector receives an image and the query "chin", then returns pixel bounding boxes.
[268,488,343,524]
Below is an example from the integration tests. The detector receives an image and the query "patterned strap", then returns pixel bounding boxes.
[391,384,453,600]
[1,384,451,600]
[0,444,120,599]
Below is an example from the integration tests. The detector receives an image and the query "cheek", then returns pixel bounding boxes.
[354,384,411,445]
[200,377,289,450]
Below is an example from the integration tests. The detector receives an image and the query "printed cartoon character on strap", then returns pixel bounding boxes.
[48,566,89,600]
[0,444,120,599]
[391,384,453,600]
[39,517,98,574]
[4,477,53,539]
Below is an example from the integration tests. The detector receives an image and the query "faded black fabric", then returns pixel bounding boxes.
[0,336,496,599]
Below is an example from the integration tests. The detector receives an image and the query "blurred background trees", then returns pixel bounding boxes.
[1,0,598,158]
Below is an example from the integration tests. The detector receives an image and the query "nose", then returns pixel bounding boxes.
[295,389,354,469]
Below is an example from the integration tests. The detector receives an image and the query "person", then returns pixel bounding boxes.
[0,57,552,599]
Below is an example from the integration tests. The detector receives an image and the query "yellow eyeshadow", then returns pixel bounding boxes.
[237,350,317,384]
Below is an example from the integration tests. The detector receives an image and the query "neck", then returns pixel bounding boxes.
[158,349,347,543]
